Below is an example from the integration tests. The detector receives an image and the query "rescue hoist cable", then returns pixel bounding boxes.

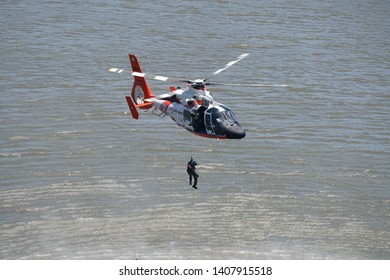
[190,131,193,158]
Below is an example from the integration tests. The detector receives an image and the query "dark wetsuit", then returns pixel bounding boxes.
[187,158,199,189]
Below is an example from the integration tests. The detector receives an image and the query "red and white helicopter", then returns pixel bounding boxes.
[109,53,284,139]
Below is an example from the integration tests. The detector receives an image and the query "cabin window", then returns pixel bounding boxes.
[183,109,191,121]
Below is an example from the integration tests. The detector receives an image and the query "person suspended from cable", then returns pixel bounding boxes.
[187,157,199,189]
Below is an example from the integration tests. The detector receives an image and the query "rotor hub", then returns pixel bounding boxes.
[191,79,206,90]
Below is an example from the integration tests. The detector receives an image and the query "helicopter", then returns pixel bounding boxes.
[109,53,285,139]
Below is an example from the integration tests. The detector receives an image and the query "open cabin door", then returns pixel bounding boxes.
[205,112,215,136]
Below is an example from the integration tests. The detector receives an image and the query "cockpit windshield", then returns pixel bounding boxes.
[219,105,239,124]
[206,105,240,126]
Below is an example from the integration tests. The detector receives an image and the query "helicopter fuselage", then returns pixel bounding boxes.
[149,88,246,139]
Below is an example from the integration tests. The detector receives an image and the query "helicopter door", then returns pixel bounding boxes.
[205,112,215,135]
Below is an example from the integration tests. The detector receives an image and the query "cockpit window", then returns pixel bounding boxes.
[215,112,227,123]
[206,106,239,126]
[225,109,237,123]
[218,105,239,124]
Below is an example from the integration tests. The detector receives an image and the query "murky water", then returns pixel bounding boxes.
[1,0,389,259]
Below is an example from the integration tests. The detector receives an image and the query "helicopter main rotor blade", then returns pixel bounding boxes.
[109,68,187,83]
[209,82,289,87]
[131,71,170,82]
[204,53,249,81]
[109,67,132,74]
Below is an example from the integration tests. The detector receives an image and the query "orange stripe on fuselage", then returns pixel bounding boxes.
[159,100,171,113]
[188,129,227,139]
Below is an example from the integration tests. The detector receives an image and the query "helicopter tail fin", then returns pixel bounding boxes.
[124,54,155,119]
[125,96,140,119]
[125,95,154,119]
[129,54,155,101]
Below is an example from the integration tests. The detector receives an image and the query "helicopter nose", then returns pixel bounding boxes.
[225,126,246,139]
